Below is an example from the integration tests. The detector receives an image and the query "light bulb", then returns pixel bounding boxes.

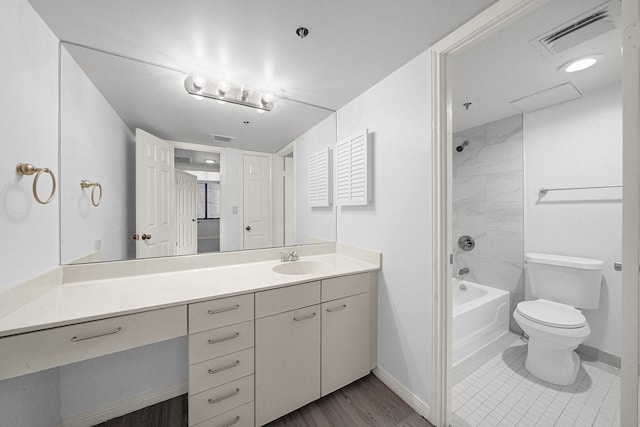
[240,87,252,101]
[217,82,230,97]
[262,92,275,103]
[192,75,207,91]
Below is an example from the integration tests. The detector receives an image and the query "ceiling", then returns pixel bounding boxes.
[28,0,497,152]
[452,0,622,132]
[175,148,221,171]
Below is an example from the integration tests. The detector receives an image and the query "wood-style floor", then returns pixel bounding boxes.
[96,374,434,427]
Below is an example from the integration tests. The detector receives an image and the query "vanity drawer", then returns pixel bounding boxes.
[322,273,370,302]
[189,294,254,334]
[255,281,320,318]
[189,320,254,364]
[189,374,254,426]
[189,347,254,396]
[0,306,186,381]
[192,401,254,427]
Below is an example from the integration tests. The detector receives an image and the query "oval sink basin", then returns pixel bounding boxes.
[272,260,330,275]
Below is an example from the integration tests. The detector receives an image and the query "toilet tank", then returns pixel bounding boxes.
[526,253,604,309]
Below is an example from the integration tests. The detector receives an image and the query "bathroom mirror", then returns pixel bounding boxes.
[58,44,337,264]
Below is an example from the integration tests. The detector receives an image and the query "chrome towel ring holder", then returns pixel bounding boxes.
[16,163,56,205]
[80,180,103,207]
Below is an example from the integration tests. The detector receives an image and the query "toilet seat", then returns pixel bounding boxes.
[516,299,586,329]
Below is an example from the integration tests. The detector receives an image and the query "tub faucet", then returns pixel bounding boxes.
[458,267,469,276]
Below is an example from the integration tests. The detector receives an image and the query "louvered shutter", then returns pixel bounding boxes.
[336,130,370,206]
[308,147,332,207]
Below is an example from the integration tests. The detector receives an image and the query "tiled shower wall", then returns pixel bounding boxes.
[453,114,524,333]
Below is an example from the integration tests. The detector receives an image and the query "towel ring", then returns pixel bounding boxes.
[16,163,56,205]
[80,180,103,207]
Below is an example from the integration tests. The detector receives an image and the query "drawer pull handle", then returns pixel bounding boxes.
[208,332,240,345]
[208,304,240,315]
[208,388,240,405]
[71,327,122,342]
[208,360,240,375]
[218,415,240,427]
[326,304,347,313]
[293,312,317,322]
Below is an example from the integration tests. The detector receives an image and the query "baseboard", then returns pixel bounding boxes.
[61,381,187,427]
[372,367,431,421]
[577,343,621,369]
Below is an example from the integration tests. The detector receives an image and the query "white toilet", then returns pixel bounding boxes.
[513,253,603,386]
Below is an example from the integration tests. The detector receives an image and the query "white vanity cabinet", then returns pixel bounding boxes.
[254,273,374,425]
[321,273,372,396]
[255,281,322,426]
[188,294,255,427]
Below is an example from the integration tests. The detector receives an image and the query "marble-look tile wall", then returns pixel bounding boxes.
[453,114,524,333]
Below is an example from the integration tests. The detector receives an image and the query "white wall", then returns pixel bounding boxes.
[524,83,622,356]
[0,0,59,291]
[60,47,136,264]
[220,148,243,252]
[294,113,337,245]
[336,50,432,404]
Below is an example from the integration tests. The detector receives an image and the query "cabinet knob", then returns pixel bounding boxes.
[245,226,251,231]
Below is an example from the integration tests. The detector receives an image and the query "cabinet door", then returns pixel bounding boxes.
[255,305,320,426]
[321,293,370,396]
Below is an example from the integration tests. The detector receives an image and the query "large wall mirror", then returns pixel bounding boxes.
[59,43,337,264]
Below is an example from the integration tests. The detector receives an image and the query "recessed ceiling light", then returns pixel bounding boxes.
[559,55,602,73]
[205,159,216,164]
[296,27,309,39]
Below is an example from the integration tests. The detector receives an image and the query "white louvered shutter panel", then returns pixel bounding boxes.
[336,130,370,206]
[308,147,332,207]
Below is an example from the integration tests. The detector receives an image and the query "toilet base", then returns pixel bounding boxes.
[524,337,580,386]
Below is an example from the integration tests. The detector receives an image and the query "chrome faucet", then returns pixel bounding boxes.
[458,267,469,276]
[280,250,299,262]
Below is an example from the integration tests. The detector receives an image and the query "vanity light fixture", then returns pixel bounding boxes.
[184,75,275,112]
[559,55,602,73]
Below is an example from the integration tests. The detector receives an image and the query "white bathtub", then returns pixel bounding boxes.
[452,279,510,366]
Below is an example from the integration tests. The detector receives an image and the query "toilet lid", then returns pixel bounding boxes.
[517,299,586,329]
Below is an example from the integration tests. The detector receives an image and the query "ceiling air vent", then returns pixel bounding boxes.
[175,156,191,164]
[210,133,236,143]
[530,1,620,58]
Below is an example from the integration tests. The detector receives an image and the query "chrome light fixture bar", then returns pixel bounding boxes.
[184,75,275,112]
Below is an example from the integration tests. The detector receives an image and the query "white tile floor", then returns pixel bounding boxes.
[452,335,620,427]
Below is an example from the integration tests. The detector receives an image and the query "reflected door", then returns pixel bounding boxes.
[176,170,197,255]
[243,153,272,249]
[135,129,176,259]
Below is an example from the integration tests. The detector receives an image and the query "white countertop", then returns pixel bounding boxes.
[0,253,379,338]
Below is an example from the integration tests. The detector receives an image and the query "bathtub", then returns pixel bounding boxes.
[452,279,510,366]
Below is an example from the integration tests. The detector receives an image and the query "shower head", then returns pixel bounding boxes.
[456,140,469,152]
